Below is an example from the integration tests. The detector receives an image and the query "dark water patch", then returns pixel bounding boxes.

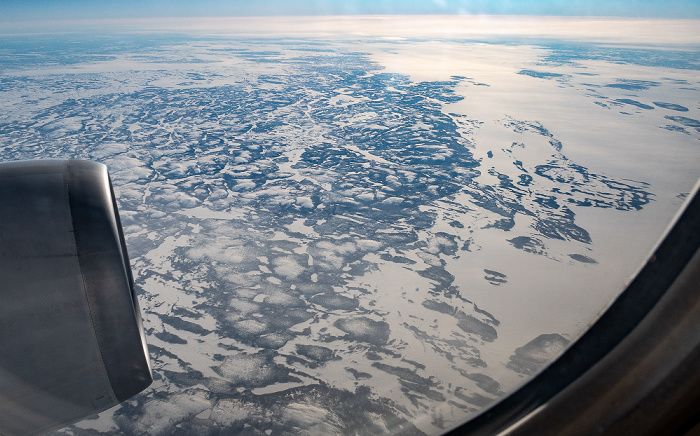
[662,77,690,84]
[489,168,516,189]
[291,345,340,368]
[161,369,205,389]
[605,79,661,90]
[599,180,652,211]
[266,307,315,330]
[483,269,505,278]
[463,372,502,396]
[484,277,506,286]
[473,304,500,327]
[310,293,359,311]
[365,350,383,361]
[465,185,525,219]
[346,367,372,379]
[454,389,494,408]
[147,344,179,362]
[457,316,498,342]
[507,236,546,255]
[466,356,488,369]
[296,344,340,363]
[372,362,435,386]
[418,266,455,289]
[501,116,554,138]
[461,239,473,251]
[400,380,447,403]
[615,98,654,110]
[499,116,563,151]
[483,217,515,231]
[507,333,570,376]
[172,306,204,319]
[518,173,533,187]
[534,194,560,210]
[534,215,591,243]
[160,314,211,336]
[661,124,690,134]
[154,330,188,345]
[334,317,390,345]
[449,220,465,228]
[422,299,457,316]
[217,342,245,353]
[255,333,293,349]
[422,299,497,342]
[484,269,507,286]
[518,70,566,79]
[380,253,416,264]
[665,115,700,130]
[371,363,447,403]
[569,253,597,264]
[402,358,427,371]
[653,101,689,111]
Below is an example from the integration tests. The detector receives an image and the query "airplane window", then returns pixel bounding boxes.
[1,3,698,435]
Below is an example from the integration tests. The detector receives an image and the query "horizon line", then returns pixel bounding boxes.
[2,15,699,46]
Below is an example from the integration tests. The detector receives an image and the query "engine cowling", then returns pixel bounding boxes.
[0,160,152,435]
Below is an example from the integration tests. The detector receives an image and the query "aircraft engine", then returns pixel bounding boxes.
[0,160,152,435]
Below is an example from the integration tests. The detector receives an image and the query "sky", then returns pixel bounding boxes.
[1,0,700,22]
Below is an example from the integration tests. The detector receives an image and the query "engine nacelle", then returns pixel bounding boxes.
[0,160,152,435]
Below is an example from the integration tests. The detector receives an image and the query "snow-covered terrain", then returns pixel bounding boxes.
[1,18,698,434]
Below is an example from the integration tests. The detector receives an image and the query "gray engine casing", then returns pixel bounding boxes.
[0,160,152,435]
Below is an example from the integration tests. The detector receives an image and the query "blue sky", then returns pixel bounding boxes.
[1,0,700,21]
